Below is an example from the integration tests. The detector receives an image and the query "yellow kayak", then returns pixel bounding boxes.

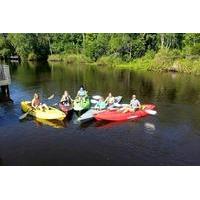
[21,101,66,120]
[35,118,66,128]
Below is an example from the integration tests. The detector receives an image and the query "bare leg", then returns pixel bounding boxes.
[42,104,49,110]
[122,107,129,113]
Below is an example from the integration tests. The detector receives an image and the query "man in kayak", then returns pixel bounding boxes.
[60,90,73,106]
[120,95,141,113]
[31,93,49,110]
[94,97,107,110]
[105,92,115,106]
[76,85,88,100]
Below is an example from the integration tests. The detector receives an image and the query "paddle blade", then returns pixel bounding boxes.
[48,94,54,100]
[128,115,138,120]
[114,96,122,103]
[19,112,29,120]
[145,109,157,115]
[92,95,102,100]
[91,99,98,104]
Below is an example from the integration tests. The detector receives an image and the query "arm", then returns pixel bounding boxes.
[69,95,74,102]
[104,97,108,103]
[60,95,65,103]
[137,100,141,108]
[31,99,36,109]
[111,97,115,103]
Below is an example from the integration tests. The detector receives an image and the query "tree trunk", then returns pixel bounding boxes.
[161,33,164,49]
[82,33,85,52]
[48,37,52,55]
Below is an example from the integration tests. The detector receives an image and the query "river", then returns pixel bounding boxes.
[0,61,200,165]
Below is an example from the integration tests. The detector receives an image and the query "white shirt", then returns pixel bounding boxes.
[130,99,140,108]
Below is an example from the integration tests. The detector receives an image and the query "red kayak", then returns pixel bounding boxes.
[94,104,156,121]
[59,103,72,114]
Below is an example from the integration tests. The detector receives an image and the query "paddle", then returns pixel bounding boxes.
[19,94,54,120]
[112,103,157,115]
[47,94,54,100]
[19,108,34,120]
[91,99,98,104]
[92,95,102,100]
[91,96,123,106]
[144,109,157,115]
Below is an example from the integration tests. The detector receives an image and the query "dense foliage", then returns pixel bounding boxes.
[0,33,200,62]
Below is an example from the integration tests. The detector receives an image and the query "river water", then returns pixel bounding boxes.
[0,61,200,165]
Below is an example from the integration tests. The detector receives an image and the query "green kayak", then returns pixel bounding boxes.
[73,97,91,111]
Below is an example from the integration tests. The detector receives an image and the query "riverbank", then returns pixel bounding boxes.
[47,49,200,75]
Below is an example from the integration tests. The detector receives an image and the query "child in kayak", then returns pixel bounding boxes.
[105,92,115,106]
[120,95,141,113]
[77,85,88,100]
[31,93,48,110]
[60,90,73,106]
[95,97,107,110]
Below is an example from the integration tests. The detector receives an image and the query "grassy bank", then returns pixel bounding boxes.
[116,49,200,75]
[47,49,200,75]
[48,54,91,64]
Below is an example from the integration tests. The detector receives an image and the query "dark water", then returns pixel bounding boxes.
[1,61,200,165]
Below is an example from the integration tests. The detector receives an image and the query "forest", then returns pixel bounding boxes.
[1,33,200,74]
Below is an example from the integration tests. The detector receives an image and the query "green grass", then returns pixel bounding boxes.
[47,50,200,76]
[48,54,63,61]
[48,54,91,64]
[63,54,91,64]
[96,56,123,66]
[116,57,152,71]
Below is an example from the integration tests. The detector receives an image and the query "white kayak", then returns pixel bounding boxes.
[77,109,100,123]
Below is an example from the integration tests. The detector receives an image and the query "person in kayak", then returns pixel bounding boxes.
[120,94,141,113]
[77,85,88,100]
[105,92,115,106]
[60,90,73,106]
[95,97,107,110]
[31,93,48,110]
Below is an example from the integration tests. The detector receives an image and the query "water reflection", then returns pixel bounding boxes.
[35,119,66,129]
[144,122,156,134]
[9,61,200,105]
[6,61,200,129]
[1,61,200,165]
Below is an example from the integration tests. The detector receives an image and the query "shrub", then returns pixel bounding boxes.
[28,52,39,61]
[189,43,200,55]
[96,56,122,66]
[63,54,90,64]
[143,50,156,59]
[149,48,182,72]
[48,54,63,61]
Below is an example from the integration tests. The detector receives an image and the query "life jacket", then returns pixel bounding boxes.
[61,95,71,105]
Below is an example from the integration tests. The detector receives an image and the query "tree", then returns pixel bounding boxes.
[84,33,110,60]
[0,34,14,59]
[158,33,184,49]
[108,33,146,61]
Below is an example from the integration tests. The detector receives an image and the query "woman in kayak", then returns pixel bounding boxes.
[31,93,48,110]
[95,97,107,110]
[60,90,73,106]
[77,85,88,100]
[105,92,115,106]
[120,95,141,113]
